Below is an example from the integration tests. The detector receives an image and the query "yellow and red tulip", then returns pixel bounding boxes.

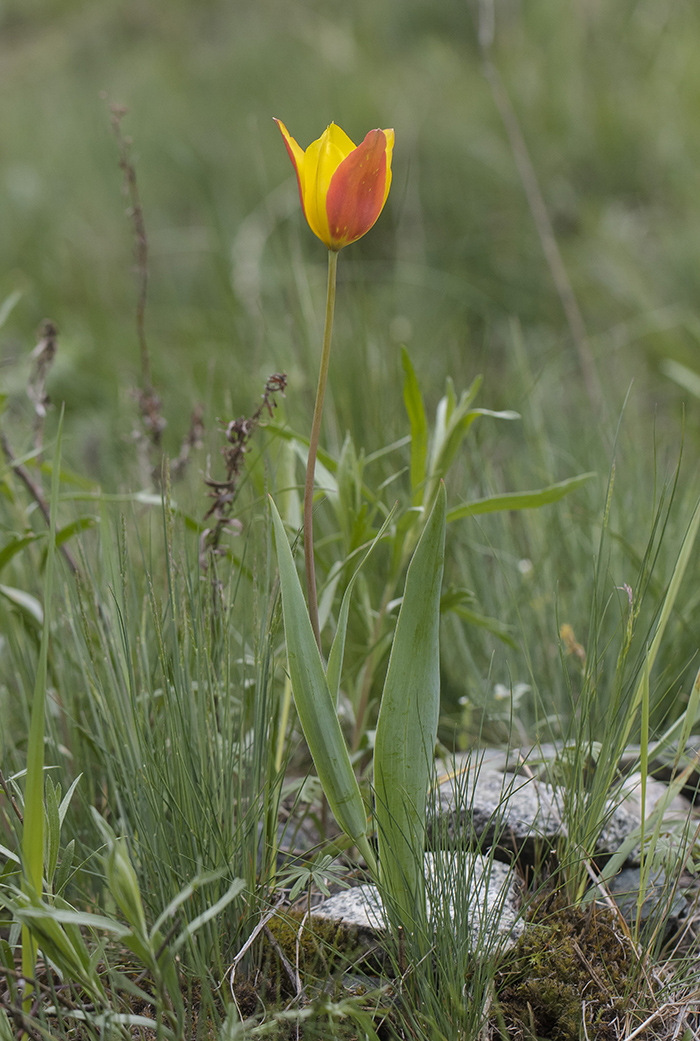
[274,119,394,251]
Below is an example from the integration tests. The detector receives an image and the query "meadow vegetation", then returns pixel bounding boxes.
[2,0,700,1037]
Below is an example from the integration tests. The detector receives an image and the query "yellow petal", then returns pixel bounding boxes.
[274,118,309,214]
[276,120,392,251]
[382,128,395,204]
[302,123,356,248]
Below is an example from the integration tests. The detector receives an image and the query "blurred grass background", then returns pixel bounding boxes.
[2,0,700,740]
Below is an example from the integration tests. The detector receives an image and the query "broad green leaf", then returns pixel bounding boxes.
[0,844,20,864]
[0,584,44,626]
[57,773,82,827]
[263,423,340,474]
[56,515,97,546]
[0,534,41,573]
[44,777,61,884]
[431,407,518,499]
[0,290,22,330]
[0,1008,12,1041]
[41,461,100,491]
[401,347,428,505]
[661,358,700,399]
[374,482,446,930]
[425,376,499,506]
[54,839,75,896]
[442,601,518,648]
[269,497,376,873]
[290,439,338,499]
[446,472,596,522]
[3,888,108,1004]
[92,813,147,937]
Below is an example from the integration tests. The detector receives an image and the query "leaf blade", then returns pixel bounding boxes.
[374,482,446,928]
[269,497,376,871]
[446,472,596,521]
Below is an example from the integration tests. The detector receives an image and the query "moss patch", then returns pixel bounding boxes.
[495,892,649,1040]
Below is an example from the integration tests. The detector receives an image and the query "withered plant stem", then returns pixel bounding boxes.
[0,767,24,823]
[28,319,58,459]
[477,1,603,413]
[201,373,286,568]
[0,430,79,576]
[109,103,152,395]
[304,249,338,652]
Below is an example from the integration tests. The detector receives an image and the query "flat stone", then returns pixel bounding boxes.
[428,767,640,864]
[429,753,698,869]
[619,772,694,825]
[606,866,689,938]
[314,852,523,954]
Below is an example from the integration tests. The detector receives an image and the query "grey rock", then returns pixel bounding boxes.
[606,867,688,938]
[315,852,523,954]
[429,753,697,870]
[619,772,694,825]
[428,767,640,864]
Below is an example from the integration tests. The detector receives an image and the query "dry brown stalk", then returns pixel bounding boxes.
[477,0,603,413]
[200,372,287,569]
[0,430,79,576]
[27,319,58,458]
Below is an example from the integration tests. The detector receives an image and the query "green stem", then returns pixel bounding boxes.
[304,248,338,651]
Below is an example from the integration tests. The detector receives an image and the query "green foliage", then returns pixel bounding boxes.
[374,484,445,933]
[270,495,377,871]
[3,3,700,1036]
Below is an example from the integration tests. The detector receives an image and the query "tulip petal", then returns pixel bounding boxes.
[326,129,391,250]
[382,129,395,205]
[276,119,394,251]
[274,118,309,218]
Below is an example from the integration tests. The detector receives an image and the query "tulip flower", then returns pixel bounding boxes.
[274,117,395,650]
[274,119,394,251]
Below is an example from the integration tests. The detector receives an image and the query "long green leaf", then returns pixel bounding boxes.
[0,290,22,330]
[0,584,44,626]
[374,482,446,930]
[446,471,595,521]
[0,534,41,573]
[269,497,376,873]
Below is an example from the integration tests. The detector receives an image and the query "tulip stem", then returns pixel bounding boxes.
[304,248,338,651]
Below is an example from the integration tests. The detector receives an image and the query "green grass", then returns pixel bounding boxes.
[2,0,700,1037]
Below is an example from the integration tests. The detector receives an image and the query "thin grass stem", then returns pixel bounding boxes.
[303,248,338,650]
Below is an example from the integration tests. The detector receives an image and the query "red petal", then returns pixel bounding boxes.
[326,130,388,249]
